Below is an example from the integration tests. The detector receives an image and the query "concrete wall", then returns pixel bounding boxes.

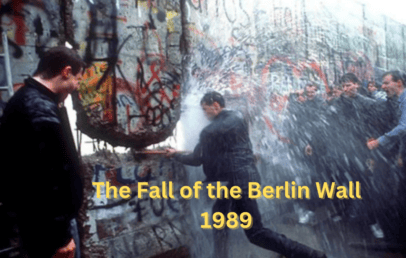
[72,0,184,149]
[0,0,184,149]
[183,0,406,180]
[2,0,406,258]
[2,0,406,150]
[184,0,405,94]
[79,152,191,258]
[0,0,62,94]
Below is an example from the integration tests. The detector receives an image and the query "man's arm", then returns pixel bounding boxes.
[377,106,406,150]
[369,98,406,150]
[167,143,203,166]
[366,97,401,150]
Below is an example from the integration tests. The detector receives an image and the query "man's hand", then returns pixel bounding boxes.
[297,95,306,103]
[305,144,313,156]
[53,238,75,258]
[367,138,379,150]
[165,148,178,158]
[295,89,304,95]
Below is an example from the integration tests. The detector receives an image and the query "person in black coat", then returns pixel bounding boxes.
[0,46,85,258]
[166,91,327,258]
[367,71,406,243]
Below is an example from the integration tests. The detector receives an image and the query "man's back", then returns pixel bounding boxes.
[1,78,83,257]
[198,109,260,186]
[167,91,327,258]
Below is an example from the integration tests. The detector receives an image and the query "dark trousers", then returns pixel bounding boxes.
[212,192,319,258]
[377,164,406,246]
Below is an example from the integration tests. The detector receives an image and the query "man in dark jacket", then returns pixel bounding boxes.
[166,91,326,258]
[323,74,380,217]
[0,46,85,257]
[300,83,328,174]
[367,70,406,243]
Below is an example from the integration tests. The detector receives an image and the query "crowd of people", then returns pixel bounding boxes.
[282,72,406,244]
[1,43,405,257]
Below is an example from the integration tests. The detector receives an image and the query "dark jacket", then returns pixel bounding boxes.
[0,77,83,255]
[299,97,328,155]
[175,109,260,188]
[327,94,390,172]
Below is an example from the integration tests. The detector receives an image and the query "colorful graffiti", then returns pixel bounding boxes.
[0,0,60,58]
[89,158,185,219]
[135,56,181,128]
[183,0,406,145]
[77,153,190,258]
[79,62,114,121]
[260,56,329,93]
[73,0,182,148]
[78,59,181,135]
[81,155,189,257]
[2,0,406,258]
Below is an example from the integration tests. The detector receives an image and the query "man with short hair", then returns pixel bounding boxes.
[341,73,361,98]
[322,73,381,219]
[301,83,326,157]
[367,70,406,244]
[167,91,327,258]
[0,46,85,257]
[368,71,406,150]
[367,71,406,169]
[304,83,318,101]
[335,73,378,144]
[367,81,386,101]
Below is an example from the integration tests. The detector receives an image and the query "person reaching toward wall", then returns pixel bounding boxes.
[0,46,85,258]
[166,91,327,258]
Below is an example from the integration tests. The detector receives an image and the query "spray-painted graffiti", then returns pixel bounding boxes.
[183,0,404,152]
[88,158,185,221]
[81,154,189,258]
[187,0,206,12]
[188,43,253,93]
[0,0,62,91]
[260,56,328,93]
[135,56,181,128]
[79,62,114,120]
[186,0,405,118]
[104,221,189,257]
[78,60,181,135]
[73,0,182,148]
[0,0,60,58]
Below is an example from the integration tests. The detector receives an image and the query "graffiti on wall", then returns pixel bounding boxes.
[103,221,188,257]
[184,0,406,145]
[0,0,62,93]
[89,160,183,217]
[72,0,182,148]
[78,58,181,134]
[0,0,60,58]
[82,156,189,257]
